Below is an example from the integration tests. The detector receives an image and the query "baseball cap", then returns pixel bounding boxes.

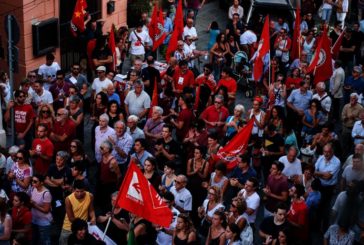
[96,66,106,72]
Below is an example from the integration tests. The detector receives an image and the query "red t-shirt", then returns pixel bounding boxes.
[287,200,309,240]
[14,104,35,133]
[265,175,289,212]
[52,119,76,152]
[195,74,217,92]
[285,77,302,89]
[173,69,195,93]
[32,138,54,176]
[176,108,194,141]
[217,77,237,94]
[12,207,32,241]
[200,105,229,129]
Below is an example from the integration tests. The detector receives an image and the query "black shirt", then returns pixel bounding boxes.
[260,216,290,239]
[141,66,161,97]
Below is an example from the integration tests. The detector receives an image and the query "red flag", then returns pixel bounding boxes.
[252,15,270,81]
[165,0,184,62]
[70,0,88,37]
[117,162,173,227]
[331,28,345,59]
[148,78,159,118]
[306,28,333,84]
[108,25,117,71]
[216,119,254,170]
[150,4,166,51]
[290,7,301,60]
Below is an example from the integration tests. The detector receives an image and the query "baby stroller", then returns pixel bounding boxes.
[232,51,254,98]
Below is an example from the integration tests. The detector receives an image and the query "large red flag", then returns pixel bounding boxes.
[117,162,173,228]
[306,28,332,84]
[70,0,88,37]
[108,25,117,71]
[331,28,345,59]
[290,7,301,60]
[165,0,184,62]
[149,4,166,51]
[216,119,254,170]
[148,78,158,118]
[252,15,270,81]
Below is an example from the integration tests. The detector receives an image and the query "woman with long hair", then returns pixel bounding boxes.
[207,21,220,51]
[11,192,31,243]
[301,99,323,144]
[265,106,285,135]
[35,104,54,135]
[0,197,11,245]
[68,95,84,142]
[225,223,241,245]
[106,100,124,128]
[7,150,32,196]
[206,211,226,245]
[159,161,177,194]
[30,174,52,245]
[143,157,161,191]
[224,104,245,142]
[210,33,230,80]
[173,214,197,245]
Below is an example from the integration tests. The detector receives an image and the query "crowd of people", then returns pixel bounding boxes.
[0,0,364,244]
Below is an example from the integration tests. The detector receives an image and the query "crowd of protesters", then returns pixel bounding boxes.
[0,0,364,244]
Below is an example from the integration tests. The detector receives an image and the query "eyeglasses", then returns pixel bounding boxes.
[203,69,210,72]
[57,113,64,116]
[32,180,39,184]
[70,145,77,148]
[16,156,23,160]
[130,74,137,77]
[28,75,36,78]
[41,110,50,114]
[175,180,182,184]
[17,95,25,98]
[73,67,80,70]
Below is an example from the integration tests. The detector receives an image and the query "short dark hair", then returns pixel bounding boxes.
[273,161,285,172]
[163,191,175,202]
[134,138,147,148]
[294,184,305,198]
[71,218,88,233]
[275,202,288,212]
[46,53,55,60]
[73,179,86,190]
[163,124,173,133]
[239,153,249,163]
[14,90,25,98]
[56,70,65,77]
[179,60,188,67]
[247,177,259,188]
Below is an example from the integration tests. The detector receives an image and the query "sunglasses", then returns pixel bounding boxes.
[16,157,23,160]
[42,110,50,114]
[28,75,36,78]
[32,180,39,184]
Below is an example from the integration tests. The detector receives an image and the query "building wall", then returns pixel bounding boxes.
[0,0,126,87]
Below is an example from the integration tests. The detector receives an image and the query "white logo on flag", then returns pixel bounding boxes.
[127,172,144,204]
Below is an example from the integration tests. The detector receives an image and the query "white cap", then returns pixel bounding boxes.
[96,66,106,72]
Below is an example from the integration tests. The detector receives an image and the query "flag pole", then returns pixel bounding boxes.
[268,51,271,86]
[102,216,112,240]
[331,27,346,54]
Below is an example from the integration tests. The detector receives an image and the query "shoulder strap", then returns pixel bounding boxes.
[133,31,145,47]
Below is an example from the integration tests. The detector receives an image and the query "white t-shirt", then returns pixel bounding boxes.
[32,89,54,105]
[129,30,151,55]
[183,26,198,49]
[124,90,151,117]
[38,62,61,90]
[279,155,302,178]
[240,30,257,45]
[238,189,260,223]
[156,207,180,245]
[91,78,113,94]
[202,199,225,219]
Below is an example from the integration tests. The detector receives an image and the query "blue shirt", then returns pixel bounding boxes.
[108,93,121,105]
[163,17,173,44]
[315,155,341,186]
[345,76,364,94]
[229,166,257,184]
[287,88,313,111]
[305,191,321,209]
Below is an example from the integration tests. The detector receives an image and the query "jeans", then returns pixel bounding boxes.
[321,8,332,23]
[32,224,51,245]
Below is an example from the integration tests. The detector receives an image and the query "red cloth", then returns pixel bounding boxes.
[253,15,270,81]
[116,162,173,227]
[216,119,254,170]
[172,69,194,92]
[70,0,87,36]
[265,175,289,212]
[285,77,302,89]
[287,201,309,240]
[32,138,54,176]
[217,77,237,94]
[166,0,184,61]
[100,157,118,184]
[200,105,229,129]
[150,4,166,51]
[331,29,345,59]
[312,28,333,85]
[195,74,216,92]
[108,25,117,71]
[52,119,76,153]
[149,78,159,118]
[14,104,35,133]
[12,207,32,241]
[291,8,301,60]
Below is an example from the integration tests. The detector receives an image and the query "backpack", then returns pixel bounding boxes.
[240,222,253,245]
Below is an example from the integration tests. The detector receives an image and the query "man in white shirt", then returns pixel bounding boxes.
[170,175,192,213]
[31,80,54,111]
[238,177,260,226]
[91,66,113,95]
[94,114,115,162]
[156,191,180,245]
[124,80,151,119]
[239,28,257,55]
[38,53,61,90]
[279,146,302,180]
[128,21,152,65]
[330,60,345,121]
[183,18,198,50]
[313,82,332,125]
[352,111,364,145]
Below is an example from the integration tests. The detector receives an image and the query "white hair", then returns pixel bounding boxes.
[153,106,164,115]
[234,104,245,114]
[99,113,110,122]
[8,146,19,154]
[128,115,139,122]
[316,82,326,90]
